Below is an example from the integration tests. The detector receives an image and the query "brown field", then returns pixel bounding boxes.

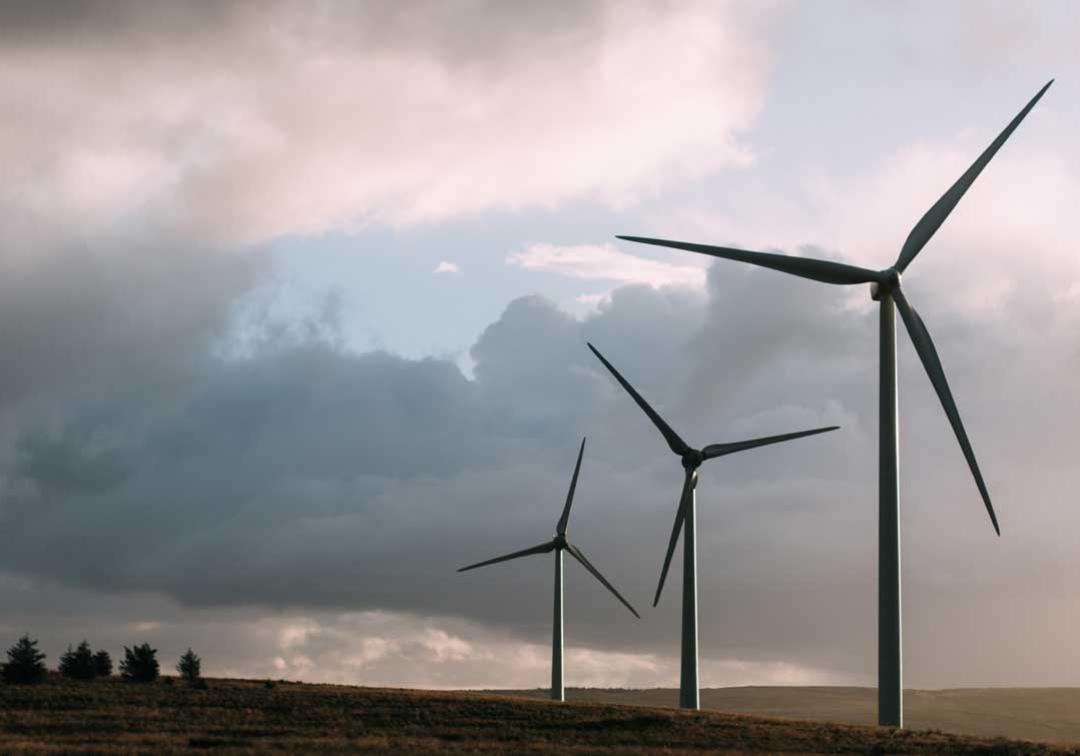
[495,686,1080,745]
[2,675,1079,754]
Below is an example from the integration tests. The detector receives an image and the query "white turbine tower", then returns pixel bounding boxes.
[458,438,639,702]
[588,343,839,710]
[615,80,1052,727]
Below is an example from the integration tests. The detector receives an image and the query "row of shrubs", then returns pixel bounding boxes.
[3,635,202,686]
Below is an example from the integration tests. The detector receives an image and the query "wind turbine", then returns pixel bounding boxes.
[458,437,639,702]
[616,80,1052,727]
[587,342,838,710]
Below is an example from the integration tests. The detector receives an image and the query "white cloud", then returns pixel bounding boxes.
[145,605,858,688]
[419,628,472,663]
[278,619,320,650]
[0,1,784,247]
[575,292,611,310]
[508,243,707,290]
[433,261,461,275]
[255,615,854,689]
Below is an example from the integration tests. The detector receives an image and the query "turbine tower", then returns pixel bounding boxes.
[458,437,639,702]
[588,343,838,710]
[615,80,1052,727]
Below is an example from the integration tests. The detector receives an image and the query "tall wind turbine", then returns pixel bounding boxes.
[616,80,1052,727]
[458,438,638,702]
[588,343,838,710]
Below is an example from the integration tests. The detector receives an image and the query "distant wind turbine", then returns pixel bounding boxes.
[458,438,638,702]
[616,80,1053,727]
[587,342,838,710]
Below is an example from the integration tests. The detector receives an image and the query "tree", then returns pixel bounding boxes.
[176,648,201,683]
[3,635,47,684]
[93,650,113,678]
[59,640,97,680]
[120,643,159,683]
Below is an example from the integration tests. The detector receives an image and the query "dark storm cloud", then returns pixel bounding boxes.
[0,234,261,413]
[5,238,1050,684]
[0,1,233,45]
[14,433,130,497]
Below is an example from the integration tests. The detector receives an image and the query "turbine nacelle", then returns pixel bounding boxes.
[870,269,902,301]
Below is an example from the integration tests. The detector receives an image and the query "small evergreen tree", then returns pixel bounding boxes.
[92,650,112,678]
[58,645,75,676]
[176,648,201,683]
[3,635,47,684]
[59,640,97,680]
[120,643,159,683]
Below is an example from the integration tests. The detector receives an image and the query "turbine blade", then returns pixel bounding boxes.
[654,469,694,607]
[617,236,880,286]
[557,437,587,535]
[587,342,691,456]
[893,288,1000,534]
[565,542,640,618]
[457,540,555,572]
[702,425,840,460]
[895,80,1053,272]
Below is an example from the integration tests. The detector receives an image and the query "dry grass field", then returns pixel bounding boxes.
[496,686,1080,745]
[2,675,1079,754]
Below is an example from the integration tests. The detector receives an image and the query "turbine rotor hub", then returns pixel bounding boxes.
[681,450,704,470]
[870,268,902,301]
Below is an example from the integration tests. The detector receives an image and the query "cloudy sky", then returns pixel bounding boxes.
[2,0,1079,690]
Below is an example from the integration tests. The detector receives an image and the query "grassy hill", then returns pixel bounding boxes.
[2,675,1079,753]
